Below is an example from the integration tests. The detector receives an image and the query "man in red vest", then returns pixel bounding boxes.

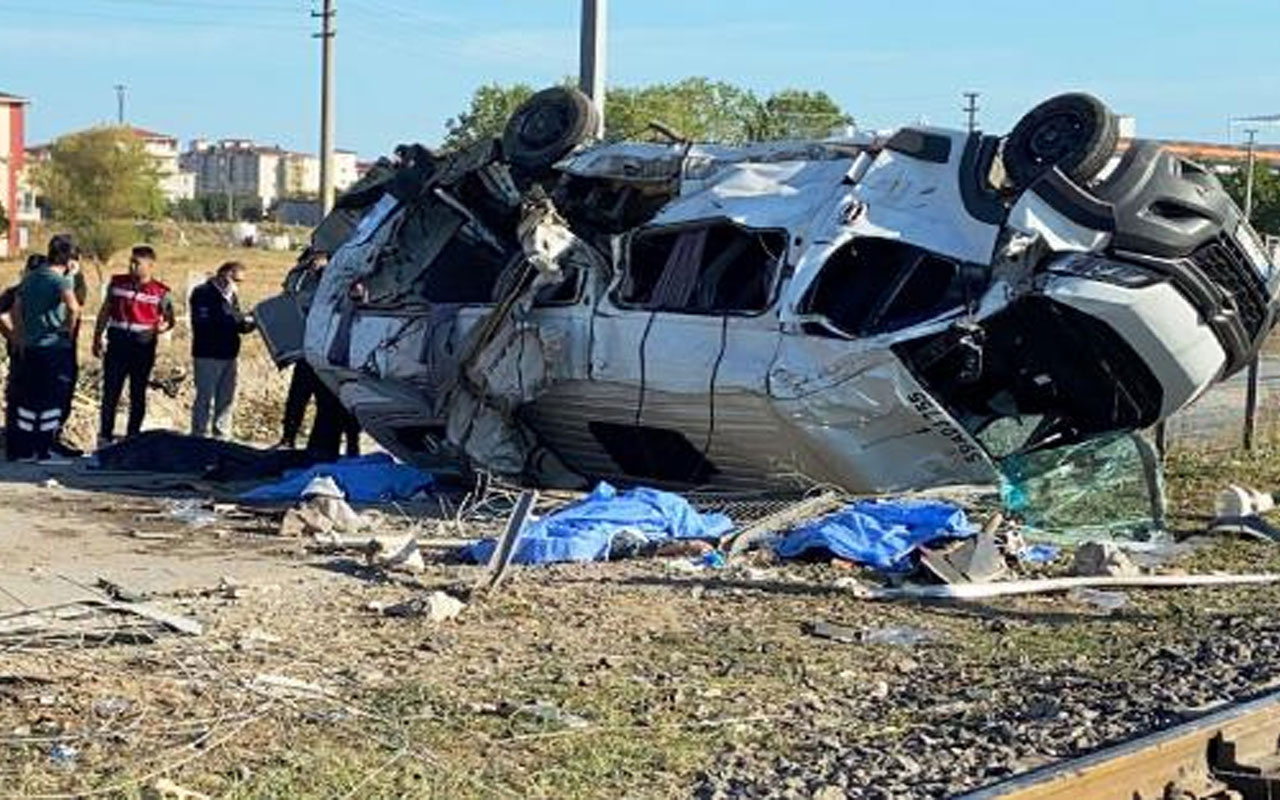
[91,245,175,447]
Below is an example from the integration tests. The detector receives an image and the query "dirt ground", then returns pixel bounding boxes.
[0,449,1279,798]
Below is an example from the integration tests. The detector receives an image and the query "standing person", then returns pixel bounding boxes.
[189,261,255,439]
[47,235,87,458]
[0,254,47,460]
[276,248,324,449]
[91,245,175,447]
[275,248,359,457]
[9,252,80,463]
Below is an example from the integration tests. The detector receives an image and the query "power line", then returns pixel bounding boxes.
[0,4,303,31]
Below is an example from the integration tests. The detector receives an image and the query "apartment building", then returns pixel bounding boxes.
[0,91,27,257]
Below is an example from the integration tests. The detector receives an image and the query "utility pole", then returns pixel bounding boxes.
[114,84,127,125]
[963,91,980,133]
[314,0,337,215]
[1243,128,1260,451]
[579,0,607,136]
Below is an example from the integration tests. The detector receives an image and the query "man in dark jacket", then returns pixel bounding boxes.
[190,261,255,439]
[0,254,47,460]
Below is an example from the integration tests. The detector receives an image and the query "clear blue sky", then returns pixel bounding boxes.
[1,0,1277,159]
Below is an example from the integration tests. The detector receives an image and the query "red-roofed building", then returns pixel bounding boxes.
[0,91,28,257]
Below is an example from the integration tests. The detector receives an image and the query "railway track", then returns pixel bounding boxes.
[962,689,1280,799]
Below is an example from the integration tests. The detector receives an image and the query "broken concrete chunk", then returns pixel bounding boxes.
[280,495,367,537]
[382,591,465,622]
[1072,541,1139,577]
[370,535,426,574]
[143,779,211,800]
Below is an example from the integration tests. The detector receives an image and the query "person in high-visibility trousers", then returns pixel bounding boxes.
[8,248,81,463]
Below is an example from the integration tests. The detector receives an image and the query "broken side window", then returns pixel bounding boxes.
[801,238,975,337]
[614,222,787,314]
[414,225,515,305]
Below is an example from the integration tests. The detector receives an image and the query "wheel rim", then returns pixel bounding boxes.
[1027,109,1091,165]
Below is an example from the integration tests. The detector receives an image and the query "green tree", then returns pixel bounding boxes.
[443,82,537,151]
[752,89,853,141]
[442,78,853,148]
[33,126,165,261]
[1222,162,1280,236]
[0,199,8,239]
[607,78,762,143]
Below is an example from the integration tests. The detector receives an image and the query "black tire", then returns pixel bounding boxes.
[1003,93,1119,190]
[502,87,599,174]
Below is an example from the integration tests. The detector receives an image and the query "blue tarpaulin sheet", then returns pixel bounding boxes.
[466,482,733,566]
[774,499,975,571]
[239,454,434,503]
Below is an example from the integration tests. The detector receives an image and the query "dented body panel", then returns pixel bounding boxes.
[275,98,1278,493]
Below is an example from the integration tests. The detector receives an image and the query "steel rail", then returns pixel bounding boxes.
[960,688,1280,799]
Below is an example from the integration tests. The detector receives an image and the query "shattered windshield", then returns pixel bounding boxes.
[998,433,1163,541]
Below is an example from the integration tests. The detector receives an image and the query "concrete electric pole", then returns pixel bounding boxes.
[315,0,337,215]
[114,84,127,125]
[1243,128,1259,451]
[1244,129,1258,221]
[963,92,980,133]
[579,0,607,135]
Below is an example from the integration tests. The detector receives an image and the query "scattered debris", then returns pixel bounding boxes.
[1210,484,1280,541]
[378,591,466,622]
[250,673,334,700]
[47,742,77,768]
[805,621,936,646]
[235,628,283,650]
[92,696,132,717]
[1216,485,1276,518]
[95,577,150,603]
[653,539,715,558]
[1072,541,1140,577]
[1068,587,1130,612]
[804,620,860,644]
[311,531,426,574]
[473,489,538,595]
[848,573,1280,602]
[720,492,844,556]
[513,700,590,731]
[161,499,220,529]
[919,528,1007,584]
[0,598,202,647]
[129,530,182,541]
[862,626,938,647]
[143,778,212,800]
[1017,543,1062,564]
